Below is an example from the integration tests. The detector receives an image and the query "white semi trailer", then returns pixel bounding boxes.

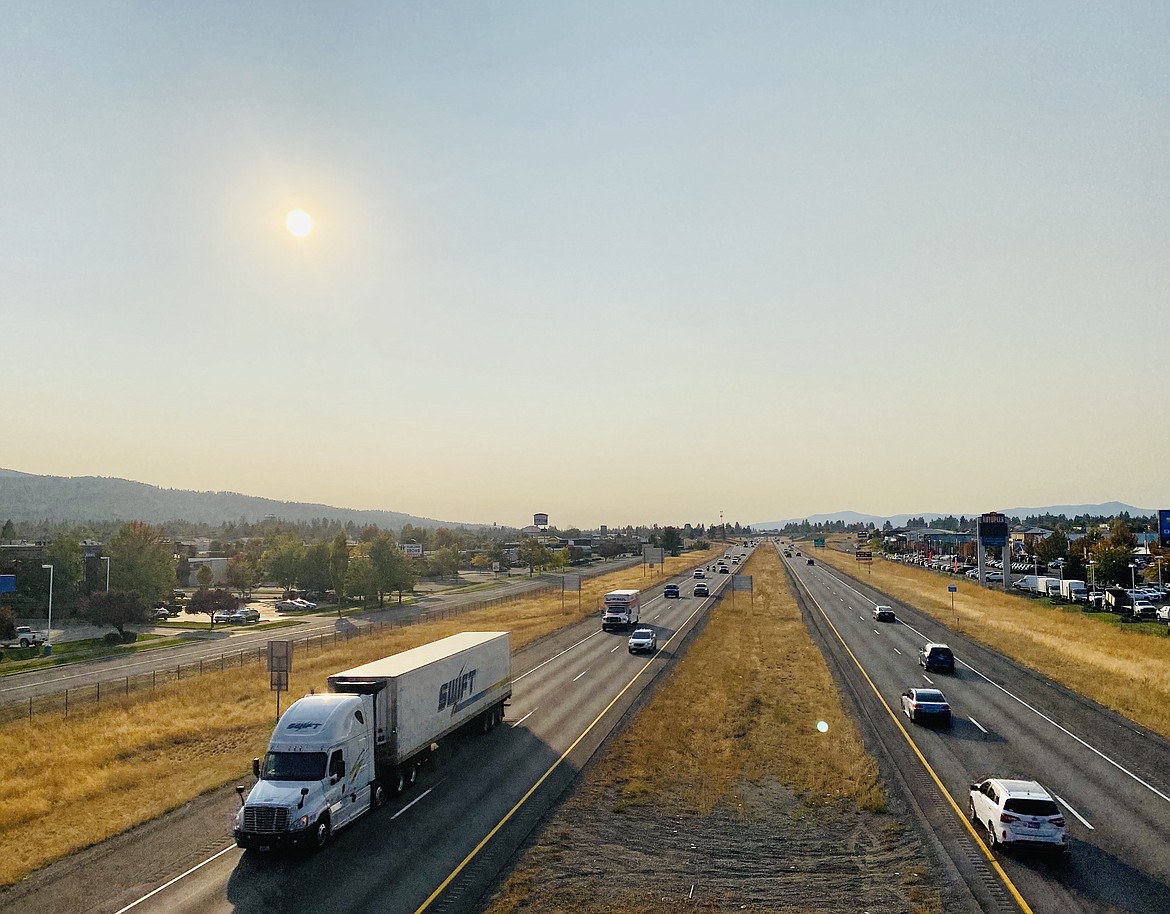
[234,631,511,851]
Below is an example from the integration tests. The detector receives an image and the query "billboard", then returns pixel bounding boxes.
[1161,510,1170,548]
[642,546,664,566]
[732,574,753,591]
[978,512,1008,548]
[855,550,872,564]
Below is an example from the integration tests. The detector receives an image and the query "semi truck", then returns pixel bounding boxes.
[601,589,641,631]
[1058,579,1087,603]
[234,631,511,851]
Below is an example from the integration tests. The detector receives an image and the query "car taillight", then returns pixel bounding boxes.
[999,813,1020,823]
[1050,816,1064,827]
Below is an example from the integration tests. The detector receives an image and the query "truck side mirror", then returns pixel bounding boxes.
[235,785,247,807]
[299,787,309,809]
[252,758,261,779]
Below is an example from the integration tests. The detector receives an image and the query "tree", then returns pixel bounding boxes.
[345,557,379,605]
[432,527,459,550]
[262,534,304,591]
[185,588,238,629]
[83,590,148,638]
[330,532,350,614]
[0,605,16,640]
[428,546,461,580]
[471,554,490,571]
[195,563,214,590]
[44,534,84,615]
[1,519,14,541]
[224,554,261,597]
[1032,531,1068,566]
[661,526,683,557]
[368,534,402,607]
[176,555,191,588]
[517,538,553,575]
[107,522,177,605]
[299,542,332,595]
[549,548,570,572]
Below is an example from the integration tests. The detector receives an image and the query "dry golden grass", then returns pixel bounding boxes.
[596,544,883,815]
[0,548,722,887]
[814,540,1170,738]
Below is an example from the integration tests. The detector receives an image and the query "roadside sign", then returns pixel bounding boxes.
[492,561,500,572]
[813,537,825,548]
[948,585,957,593]
[270,670,289,691]
[1160,510,1170,548]
[267,640,293,675]
[732,574,752,591]
[978,512,1008,548]
[856,550,872,564]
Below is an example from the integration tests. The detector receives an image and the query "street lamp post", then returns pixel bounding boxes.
[41,563,54,652]
[1087,559,1096,599]
[101,556,111,592]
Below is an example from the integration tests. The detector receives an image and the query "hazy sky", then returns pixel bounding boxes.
[4,3,1167,528]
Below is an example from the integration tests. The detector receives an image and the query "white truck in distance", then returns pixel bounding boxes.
[1059,579,1087,603]
[601,589,641,632]
[234,631,511,851]
[0,626,48,649]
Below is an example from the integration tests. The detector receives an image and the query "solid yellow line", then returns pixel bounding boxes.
[413,597,713,914]
[796,567,1035,914]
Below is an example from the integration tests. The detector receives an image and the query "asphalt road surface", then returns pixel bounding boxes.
[0,551,749,914]
[783,545,1170,914]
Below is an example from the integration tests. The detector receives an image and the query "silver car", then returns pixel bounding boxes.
[627,628,657,655]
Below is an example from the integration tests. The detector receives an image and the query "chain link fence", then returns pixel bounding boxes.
[0,580,561,726]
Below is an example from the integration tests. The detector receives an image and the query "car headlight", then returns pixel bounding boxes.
[290,814,310,831]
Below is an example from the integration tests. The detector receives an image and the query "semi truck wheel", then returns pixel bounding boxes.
[312,815,331,849]
[371,782,386,809]
[393,768,406,794]
[407,763,418,786]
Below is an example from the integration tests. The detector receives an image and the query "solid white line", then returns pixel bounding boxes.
[572,670,587,682]
[1053,794,1094,829]
[922,675,933,684]
[969,716,988,734]
[112,844,237,913]
[813,562,1170,808]
[514,630,601,682]
[391,787,434,820]
[509,709,535,728]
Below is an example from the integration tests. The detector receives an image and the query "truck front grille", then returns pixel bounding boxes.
[242,805,289,834]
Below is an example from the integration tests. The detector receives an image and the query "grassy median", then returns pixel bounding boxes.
[483,545,941,914]
[0,549,721,887]
[813,539,1170,740]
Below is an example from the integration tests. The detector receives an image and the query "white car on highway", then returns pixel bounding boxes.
[968,778,1069,857]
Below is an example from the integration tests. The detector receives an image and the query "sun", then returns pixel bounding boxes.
[285,209,314,238]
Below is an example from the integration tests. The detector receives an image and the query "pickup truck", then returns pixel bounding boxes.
[1,626,48,649]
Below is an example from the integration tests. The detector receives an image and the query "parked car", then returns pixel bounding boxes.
[275,600,301,612]
[919,643,955,673]
[292,598,318,609]
[230,608,261,624]
[150,608,174,622]
[628,628,657,654]
[968,778,1069,857]
[872,606,895,623]
[900,688,951,726]
[212,608,237,623]
[694,582,710,597]
[1156,605,1170,623]
[663,584,680,599]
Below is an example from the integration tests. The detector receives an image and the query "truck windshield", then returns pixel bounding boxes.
[262,751,327,782]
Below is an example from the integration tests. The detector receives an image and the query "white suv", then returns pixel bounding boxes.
[968,778,1069,857]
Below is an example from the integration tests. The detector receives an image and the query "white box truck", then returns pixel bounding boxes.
[1033,576,1061,598]
[601,589,641,631]
[234,631,511,851]
[1059,579,1087,603]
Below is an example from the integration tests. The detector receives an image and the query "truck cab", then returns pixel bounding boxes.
[235,693,378,850]
[602,590,641,631]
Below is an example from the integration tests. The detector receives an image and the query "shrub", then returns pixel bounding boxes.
[121,631,138,644]
[103,632,122,646]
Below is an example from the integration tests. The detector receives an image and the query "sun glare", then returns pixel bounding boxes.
[285,209,314,238]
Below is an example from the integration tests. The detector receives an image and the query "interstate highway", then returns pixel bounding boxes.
[0,560,743,914]
[783,547,1170,914]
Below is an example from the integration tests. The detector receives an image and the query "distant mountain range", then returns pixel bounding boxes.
[753,502,1157,529]
[0,468,476,530]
